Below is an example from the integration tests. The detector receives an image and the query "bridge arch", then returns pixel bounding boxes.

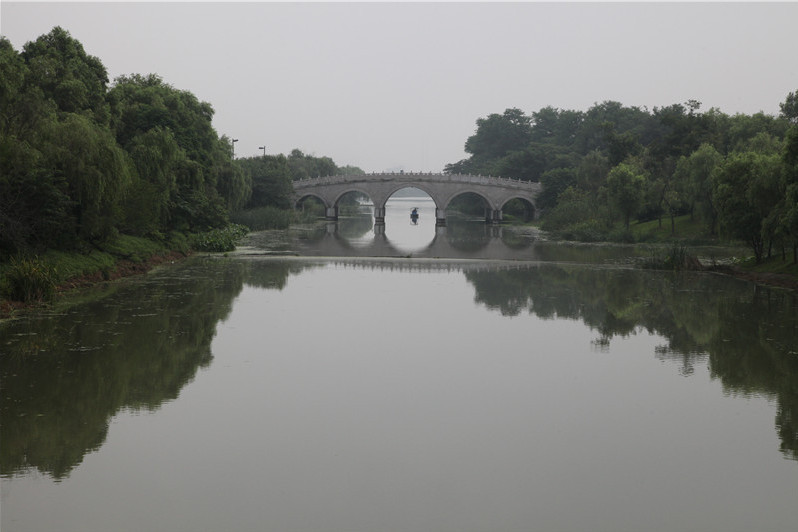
[330,187,374,208]
[500,196,537,222]
[292,172,542,226]
[442,190,495,223]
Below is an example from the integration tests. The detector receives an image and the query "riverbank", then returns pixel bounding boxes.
[706,256,798,291]
[3,225,798,321]
[0,234,193,320]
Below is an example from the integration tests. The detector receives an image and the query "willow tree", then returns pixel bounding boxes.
[44,113,133,243]
[109,74,234,231]
[605,162,645,229]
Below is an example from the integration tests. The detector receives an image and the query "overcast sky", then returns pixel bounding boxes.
[3,1,797,172]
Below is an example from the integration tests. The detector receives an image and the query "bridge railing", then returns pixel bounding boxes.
[293,172,539,190]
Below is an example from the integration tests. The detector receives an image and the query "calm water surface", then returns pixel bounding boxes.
[1,198,797,532]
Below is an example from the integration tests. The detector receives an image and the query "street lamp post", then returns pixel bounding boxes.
[258,146,266,156]
[231,138,238,159]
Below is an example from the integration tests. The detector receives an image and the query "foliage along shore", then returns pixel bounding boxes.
[0,225,255,320]
[5,219,798,323]
[3,26,798,317]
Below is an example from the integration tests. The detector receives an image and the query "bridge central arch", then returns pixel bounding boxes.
[292,172,542,227]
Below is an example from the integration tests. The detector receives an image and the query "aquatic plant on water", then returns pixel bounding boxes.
[190,224,249,252]
[640,245,702,271]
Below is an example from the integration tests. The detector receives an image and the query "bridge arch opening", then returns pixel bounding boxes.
[445,191,493,223]
[501,198,536,223]
[295,194,327,219]
[334,191,375,245]
[384,187,436,253]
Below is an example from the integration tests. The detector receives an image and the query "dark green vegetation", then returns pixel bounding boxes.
[446,97,798,263]
[0,28,360,302]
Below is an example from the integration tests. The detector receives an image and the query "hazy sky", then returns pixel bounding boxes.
[3,2,797,172]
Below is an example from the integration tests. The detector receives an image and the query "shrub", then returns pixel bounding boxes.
[556,220,605,242]
[1,255,58,302]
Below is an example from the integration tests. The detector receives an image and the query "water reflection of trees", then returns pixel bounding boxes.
[0,258,317,481]
[0,259,248,480]
[465,265,798,461]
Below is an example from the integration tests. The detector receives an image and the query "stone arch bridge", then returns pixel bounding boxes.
[292,172,542,226]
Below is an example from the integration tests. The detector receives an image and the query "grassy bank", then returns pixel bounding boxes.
[530,213,798,287]
[0,234,182,316]
[0,224,256,317]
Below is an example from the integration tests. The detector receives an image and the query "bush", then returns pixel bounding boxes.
[1,255,58,302]
[166,231,190,255]
[556,220,605,242]
[190,224,249,252]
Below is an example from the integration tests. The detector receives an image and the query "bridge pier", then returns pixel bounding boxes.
[325,206,338,221]
[373,206,386,226]
[435,208,446,227]
[488,209,503,225]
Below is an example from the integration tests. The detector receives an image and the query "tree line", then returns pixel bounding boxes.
[446,96,798,262]
[0,27,359,258]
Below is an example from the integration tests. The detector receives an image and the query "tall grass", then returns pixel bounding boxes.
[640,245,703,271]
[1,255,58,302]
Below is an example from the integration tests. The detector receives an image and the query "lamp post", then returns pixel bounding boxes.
[231,138,238,159]
[258,146,266,156]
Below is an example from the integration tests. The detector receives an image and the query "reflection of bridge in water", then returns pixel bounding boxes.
[321,258,542,274]
[294,222,541,261]
[293,173,542,226]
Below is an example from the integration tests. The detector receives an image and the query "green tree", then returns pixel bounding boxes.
[530,106,584,147]
[780,90,798,124]
[537,167,577,211]
[713,151,783,262]
[461,108,532,169]
[20,27,110,125]
[674,143,723,235]
[121,127,185,235]
[337,165,365,175]
[605,162,645,229]
[576,150,610,193]
[726,113,790,153]
[45,113,134,243]
[0,37,67,253]
[108,74,233,231]
[286,149,337,180]
[0,37,56,138]
[238,155,293,209]
[492,143,572,182]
